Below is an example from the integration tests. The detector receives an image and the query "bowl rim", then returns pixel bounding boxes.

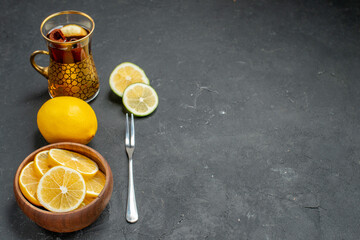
[14,142,112,216]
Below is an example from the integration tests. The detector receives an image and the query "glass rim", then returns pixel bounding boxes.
[40,10,95,45]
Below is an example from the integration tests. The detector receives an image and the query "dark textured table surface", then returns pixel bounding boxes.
[1,0,360,239]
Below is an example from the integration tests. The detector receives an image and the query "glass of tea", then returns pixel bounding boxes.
[30,10,99,102]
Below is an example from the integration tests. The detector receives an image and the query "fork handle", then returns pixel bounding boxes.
[126,158,138,223]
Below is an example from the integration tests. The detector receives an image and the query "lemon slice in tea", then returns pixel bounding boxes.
[109,62,149,97]
[122,83,159,117]
[37,166,86,212]
[61,24,87,38]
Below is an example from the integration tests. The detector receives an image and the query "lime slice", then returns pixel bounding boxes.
[122,83,159,117]
[109,62,150,97]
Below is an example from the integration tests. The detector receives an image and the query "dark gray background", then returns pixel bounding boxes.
[1,0,360,239]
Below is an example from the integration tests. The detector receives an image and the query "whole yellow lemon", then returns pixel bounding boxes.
[37,96,98,144]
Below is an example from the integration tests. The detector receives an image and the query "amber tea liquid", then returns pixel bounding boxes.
[46,25,99,101]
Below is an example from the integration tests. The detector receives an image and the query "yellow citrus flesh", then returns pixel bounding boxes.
[49,149,98,178]
[34,150,53,177]
[19,161,42,206]
[37,96,97,144]
[77,196,96,209]
[60,24,87,38]
[37,166,86,212]
[122,83,159,116]
[85,171,106,197]
[109,62,149,97]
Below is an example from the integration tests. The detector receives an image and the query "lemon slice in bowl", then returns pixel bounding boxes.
[77,196,97,209]
[122,83,159,117]
[85,171,106,197]
[109,62,150,97]
[37,166,86,212]
[49,149,98,178]
[19,161,41,206]
[34,150,53,176]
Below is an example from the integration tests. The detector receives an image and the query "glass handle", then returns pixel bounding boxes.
[30,50,49,79]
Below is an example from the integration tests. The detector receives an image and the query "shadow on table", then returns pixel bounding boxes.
[33,130,48,150]
[21,88,49,104]
[108,91,127,114]
[7,200,111,238]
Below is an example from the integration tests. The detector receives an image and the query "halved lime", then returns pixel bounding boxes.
[122,83,159,117]
[109,62,149,97]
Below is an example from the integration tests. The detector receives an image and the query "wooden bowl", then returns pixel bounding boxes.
[13,142,113,233]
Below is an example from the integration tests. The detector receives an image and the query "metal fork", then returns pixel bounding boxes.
[125,113,138,223]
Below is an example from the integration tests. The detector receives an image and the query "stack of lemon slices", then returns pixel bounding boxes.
[19,149,105,212]
[109,62,159,117]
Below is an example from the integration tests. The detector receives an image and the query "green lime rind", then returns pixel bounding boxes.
[122,83,159,117]
[109,62,150,97]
